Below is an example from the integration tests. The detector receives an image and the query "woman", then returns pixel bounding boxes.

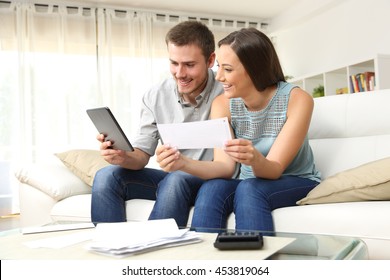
[156,28,321,233]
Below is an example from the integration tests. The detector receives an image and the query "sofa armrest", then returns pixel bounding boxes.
[14,162,91,201]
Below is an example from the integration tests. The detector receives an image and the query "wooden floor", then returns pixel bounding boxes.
[0,214,20,231]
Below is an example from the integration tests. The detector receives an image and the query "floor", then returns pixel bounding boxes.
[0,214,21,231]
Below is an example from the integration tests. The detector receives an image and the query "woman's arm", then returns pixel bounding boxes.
[224,88,314,179]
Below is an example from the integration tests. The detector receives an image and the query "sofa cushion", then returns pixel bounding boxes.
[297,157,390,205]
[15,163,92,201]
[55,149,110,186]
[51,194,92,222]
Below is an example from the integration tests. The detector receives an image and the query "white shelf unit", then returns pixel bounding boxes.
[289,54,390,97]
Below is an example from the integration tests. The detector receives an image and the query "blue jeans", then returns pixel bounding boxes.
[149,171,205,227]
[91,165,166,223]
[191,176,319,233]
[91,165,204,227]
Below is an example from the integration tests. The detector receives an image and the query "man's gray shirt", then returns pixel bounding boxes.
[133,69,223,161]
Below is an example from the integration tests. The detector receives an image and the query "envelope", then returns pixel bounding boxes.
[157,117,232,149]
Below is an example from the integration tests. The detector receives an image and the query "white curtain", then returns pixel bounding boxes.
[0,1,249,214]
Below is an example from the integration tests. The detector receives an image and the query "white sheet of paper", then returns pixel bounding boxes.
[89,219,186,250]
[86,219,202,257]
[157,117,232,149]
[24,231,93,249]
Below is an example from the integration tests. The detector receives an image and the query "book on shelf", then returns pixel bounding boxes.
[365,72,375,91]
[349,74,359,93]
[349,72,375,93]
[356,73,365,92]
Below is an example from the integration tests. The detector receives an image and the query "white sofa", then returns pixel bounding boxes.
[15,90,390,259]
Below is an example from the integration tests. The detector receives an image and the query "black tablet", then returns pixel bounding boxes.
[86,107,134,151]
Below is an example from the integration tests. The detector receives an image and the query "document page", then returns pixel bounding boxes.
[157,117,232,149]
[86,219,201,257]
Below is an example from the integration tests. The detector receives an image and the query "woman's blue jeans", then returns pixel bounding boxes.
[91,165,204,227]
[191,176,319,233]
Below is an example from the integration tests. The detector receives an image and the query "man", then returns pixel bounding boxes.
[91,21,223,226]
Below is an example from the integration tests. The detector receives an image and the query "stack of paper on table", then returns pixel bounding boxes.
[86,219,201,257]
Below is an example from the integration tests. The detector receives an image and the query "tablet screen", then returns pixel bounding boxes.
[86,107,134,151]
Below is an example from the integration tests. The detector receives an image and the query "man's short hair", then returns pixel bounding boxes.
[166,21,215,61]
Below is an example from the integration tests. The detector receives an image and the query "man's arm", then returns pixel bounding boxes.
[97,134,151,170]
[155,94,237,179]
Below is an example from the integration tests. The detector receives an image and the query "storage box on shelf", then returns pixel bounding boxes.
[289,54,390,97]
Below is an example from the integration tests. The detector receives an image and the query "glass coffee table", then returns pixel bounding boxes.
[190,227,368,260]
[266,232,367,260]
[0,223,368,260]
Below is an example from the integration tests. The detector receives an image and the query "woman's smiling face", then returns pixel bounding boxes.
[215,44,254,99]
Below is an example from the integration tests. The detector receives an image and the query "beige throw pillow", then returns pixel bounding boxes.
[55,149,110,186]
[297,157,390,205]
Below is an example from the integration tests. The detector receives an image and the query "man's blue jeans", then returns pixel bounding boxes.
[91,165,204,227]
[149,171,205,227]
[191,176,319,233]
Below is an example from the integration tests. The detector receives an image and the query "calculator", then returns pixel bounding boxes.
[213,231,264,250]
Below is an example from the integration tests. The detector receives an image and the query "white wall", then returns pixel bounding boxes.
[270,0,390,78]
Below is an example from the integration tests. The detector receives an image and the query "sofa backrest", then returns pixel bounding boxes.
[308,90,390,179]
